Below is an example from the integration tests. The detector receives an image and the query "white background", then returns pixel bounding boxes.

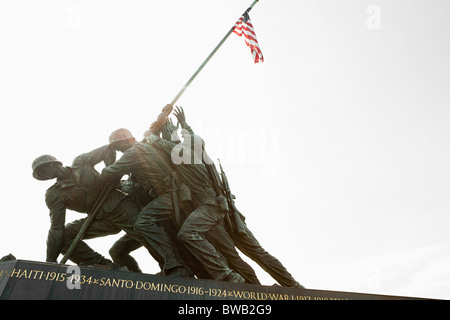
[1,0,449,299]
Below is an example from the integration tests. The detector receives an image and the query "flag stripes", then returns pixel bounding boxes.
[233,12,264,63]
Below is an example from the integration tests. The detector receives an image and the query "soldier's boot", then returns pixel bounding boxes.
[223,271,245,283]
[166,266,195,278]
[291,281,306,289]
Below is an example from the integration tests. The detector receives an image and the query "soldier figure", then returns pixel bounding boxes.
[31,146,158,267]
[100,128,197,278]
[102,123,245,283]
[144,108,258,283]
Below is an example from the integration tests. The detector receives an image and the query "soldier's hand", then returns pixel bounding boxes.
[162,118,180,141]
[166,118,179,132]
[173,106,186,125]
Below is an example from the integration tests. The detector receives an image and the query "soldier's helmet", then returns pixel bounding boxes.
[32,155,62,180]
[109,128,135,150]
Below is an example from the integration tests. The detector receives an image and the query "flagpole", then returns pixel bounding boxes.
[170,0,260,106]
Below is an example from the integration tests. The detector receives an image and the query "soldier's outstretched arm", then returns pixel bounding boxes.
[101,149,137,186]
[72,145,116,168]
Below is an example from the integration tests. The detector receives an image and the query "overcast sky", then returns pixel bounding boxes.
[1,0,450,300]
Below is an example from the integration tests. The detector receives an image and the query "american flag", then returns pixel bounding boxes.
[233,11,264,63]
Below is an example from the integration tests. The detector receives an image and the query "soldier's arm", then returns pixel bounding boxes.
[45,188,66,263]
[101,149,136,186]
[72,145,116,168]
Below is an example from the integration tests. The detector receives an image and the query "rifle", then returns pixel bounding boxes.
[204,162,234,232]
[170,177,182,229]
[217,159,247,235]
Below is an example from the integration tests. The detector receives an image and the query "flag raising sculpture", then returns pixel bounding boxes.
[233,10,264,63]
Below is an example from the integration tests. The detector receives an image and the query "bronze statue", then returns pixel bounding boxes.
[31,103,303,288]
